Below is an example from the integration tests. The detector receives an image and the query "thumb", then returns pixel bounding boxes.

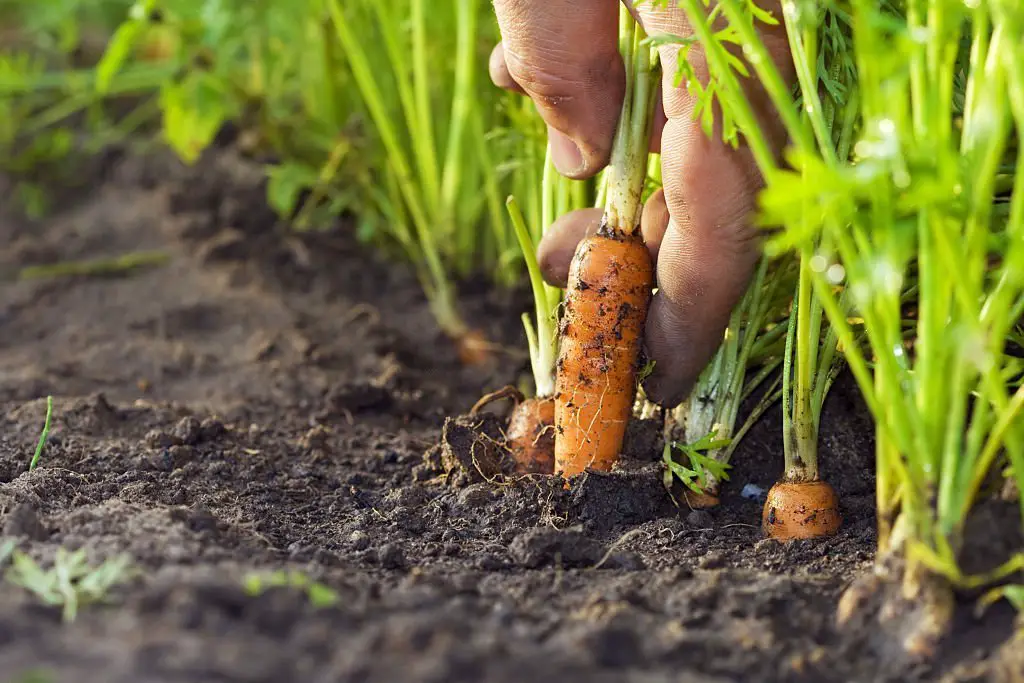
[536,198,667,288]
[491,0,624,179]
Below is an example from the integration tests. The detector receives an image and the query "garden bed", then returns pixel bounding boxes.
[0,145,1018,683]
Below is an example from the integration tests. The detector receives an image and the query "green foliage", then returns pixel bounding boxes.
[6,548,134,622]
[7,670,55,683]
[662,438,733,498]
[2,0,551,341]
[28,396,53,472]
[668,256,791,491]
[243,569,339,608]
[663,0,1023,612]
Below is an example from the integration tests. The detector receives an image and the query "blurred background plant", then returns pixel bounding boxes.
[0,0,552,361]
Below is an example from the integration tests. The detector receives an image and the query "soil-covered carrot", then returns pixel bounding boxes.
[507,395,555,474]
[554,9,660,478]
[471,386,554,474]
[762,480,841,540]
[555,231,653,476]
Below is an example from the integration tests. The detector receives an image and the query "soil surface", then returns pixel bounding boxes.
[0,145,1020,683]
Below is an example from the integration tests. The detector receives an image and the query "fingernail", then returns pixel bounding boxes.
[548,127,586,177]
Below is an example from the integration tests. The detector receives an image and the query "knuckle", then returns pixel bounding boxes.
[503,48,585,107]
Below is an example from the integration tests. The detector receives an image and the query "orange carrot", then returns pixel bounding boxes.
[762,480,841,541]
[684,490,722,509]
[551,9,660,479]
[507,396,555,474]
[554,230,654,478]
[455,328,494,366]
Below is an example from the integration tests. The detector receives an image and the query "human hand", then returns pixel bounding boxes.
[490,0,795,407]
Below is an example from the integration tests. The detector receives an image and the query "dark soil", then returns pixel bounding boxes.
[0,146,1019,683]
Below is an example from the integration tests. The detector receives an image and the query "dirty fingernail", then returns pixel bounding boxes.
[548,127,586,178]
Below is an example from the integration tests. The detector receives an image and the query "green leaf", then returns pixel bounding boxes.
[662,439,733,495]
[96,0,157,93]
[266,163,320,218]
[158,71,234,165]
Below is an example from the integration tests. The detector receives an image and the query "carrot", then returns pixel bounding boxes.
[684,490,722,510]
[762,480,841,541]
[554,230,653,477]
[471,386,554,474]
[507,395,555,474]
[455,328,494,366]
[553,9,660,479]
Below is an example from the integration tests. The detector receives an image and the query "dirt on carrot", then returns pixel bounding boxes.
[0,144,1019,683]
[554,231,654,479]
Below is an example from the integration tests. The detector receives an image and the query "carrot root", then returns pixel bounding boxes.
[554,232,654,479]
[470,386,524,416]
[762,480,841,541]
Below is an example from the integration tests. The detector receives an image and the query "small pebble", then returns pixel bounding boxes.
[698,551,726,569]
[377,543,406,569]
[173,416,202,446]
[350,530,370,551]
[741,483,767,501]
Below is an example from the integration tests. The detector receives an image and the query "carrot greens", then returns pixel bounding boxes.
[666,0,1024,651]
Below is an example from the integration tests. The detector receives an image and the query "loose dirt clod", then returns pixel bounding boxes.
[509,527,604,568]
[439,414,510,485]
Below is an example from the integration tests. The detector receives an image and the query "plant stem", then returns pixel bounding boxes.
[28,396,53,472]
[602,6,660,236]
[508,196,557,397]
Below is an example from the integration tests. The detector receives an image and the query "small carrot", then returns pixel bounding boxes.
[482,155,588,476]
[553,9,660,479]
[761,255,844,542]
[762,480,841,541]
[507,394,556,473]
[471,386,554,474]
[455,328,494,366]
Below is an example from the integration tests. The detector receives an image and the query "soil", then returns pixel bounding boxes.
[0,143,1020,683]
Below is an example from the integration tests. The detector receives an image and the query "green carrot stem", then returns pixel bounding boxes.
[602,7,660,235]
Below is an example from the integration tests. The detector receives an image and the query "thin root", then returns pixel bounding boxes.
[470,385,525,416]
